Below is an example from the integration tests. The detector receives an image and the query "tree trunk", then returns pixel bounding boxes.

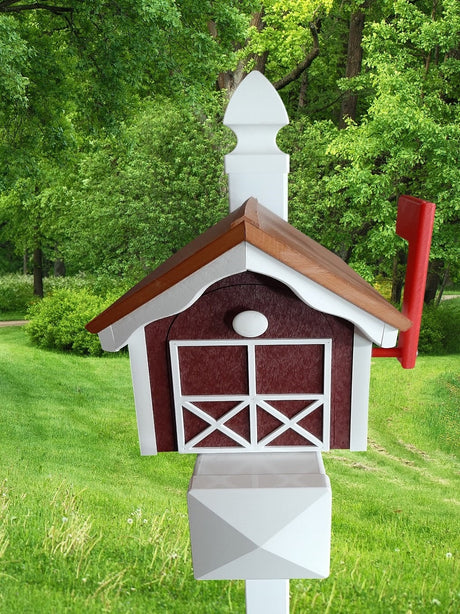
[54,258,66,277]
[391,252,405,305]
[23,249,28,275]
[214,11,268,96]
[298,70,309,108]
[339,9,365,128]
[435,266,449,306]
[424,270,440,304]
[33,247,44,298]
[424,260,447,304]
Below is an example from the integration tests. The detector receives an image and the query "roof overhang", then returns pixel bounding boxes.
[96,243,400,352]
[88,199,411,351]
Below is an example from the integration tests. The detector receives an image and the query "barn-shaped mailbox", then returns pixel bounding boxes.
[86,72,434,608]
[86,72,419,459]
[86,196,411,456]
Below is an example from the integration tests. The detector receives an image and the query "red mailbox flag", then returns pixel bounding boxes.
[373,195,436,368]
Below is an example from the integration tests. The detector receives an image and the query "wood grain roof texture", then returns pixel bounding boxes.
[86,198,412,334]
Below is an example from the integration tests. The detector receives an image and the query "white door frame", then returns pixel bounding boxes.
[170,338,332,453]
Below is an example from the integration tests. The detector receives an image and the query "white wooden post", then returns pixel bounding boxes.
[224,71,290,220]
[184,72,332,614]
[246,580,289,614]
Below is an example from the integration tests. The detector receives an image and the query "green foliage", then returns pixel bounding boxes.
[242,1,334,80]
[280,0,460,285]
[419,304,445,355]
[0,1,249,278]
[0,15,30,109]
[418,298,460,355]
[26,289,111,356]
[0,0,459,296]
[45,273,129,299]
[64,98,233,277]
[0,274,34,312]
[0,273,130,316]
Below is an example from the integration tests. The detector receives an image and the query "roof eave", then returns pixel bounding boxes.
[86,198,411,337]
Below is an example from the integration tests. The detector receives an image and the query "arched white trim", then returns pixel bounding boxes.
[98,243,398,351]
[245,246,398,348]
[98,245,247,351]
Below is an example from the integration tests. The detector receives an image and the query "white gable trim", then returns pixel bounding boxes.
[98,244,248,351]
[98,243,398,351]
[245,246,398,348]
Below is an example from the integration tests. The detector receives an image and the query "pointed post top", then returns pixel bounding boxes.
[223,71,290,220]
[224,71,289,127]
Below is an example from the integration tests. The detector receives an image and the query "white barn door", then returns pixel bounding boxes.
[170,339,332,453]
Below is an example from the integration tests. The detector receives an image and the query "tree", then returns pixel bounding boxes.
[62,99,233,280]
[0,6,80,294]
[0,1,253,290]
[0,0,458,303]
[287,0,460,299]
[339,5,366,128]
[219,0,333,97]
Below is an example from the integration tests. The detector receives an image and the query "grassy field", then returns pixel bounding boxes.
[0,326,458,613]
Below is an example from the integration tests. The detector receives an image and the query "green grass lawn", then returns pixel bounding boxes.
[0,311,27,322]
[0,326,458,613]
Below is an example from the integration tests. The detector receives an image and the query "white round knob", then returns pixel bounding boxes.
[232,310,268,338]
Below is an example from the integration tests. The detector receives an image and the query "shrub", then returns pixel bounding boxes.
[26,289,111,356]
[0,273,130,316]
[418,298,460,355]
[43,273,131,297]
[0,274,34,312]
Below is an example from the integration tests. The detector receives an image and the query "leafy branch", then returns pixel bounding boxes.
[274,21,320,90]
[0,1,73,15]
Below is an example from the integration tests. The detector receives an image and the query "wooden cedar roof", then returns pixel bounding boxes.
[86,198,411,334]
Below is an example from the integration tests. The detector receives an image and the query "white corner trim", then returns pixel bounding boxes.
[349,330,372,451]
[380,324,400,348]
[128,327,157,455]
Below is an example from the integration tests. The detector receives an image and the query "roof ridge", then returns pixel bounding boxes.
[230,197,261,229]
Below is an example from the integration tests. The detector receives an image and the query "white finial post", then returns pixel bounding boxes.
[224,71,290,220]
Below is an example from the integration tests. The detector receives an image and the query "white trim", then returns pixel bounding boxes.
[128,327,157,455]
[170,339,332,454]
[323,339,332,449]
[98,243,398,352]
[349,330,373,451]
[98,245,247,351]
[245,245,399,348]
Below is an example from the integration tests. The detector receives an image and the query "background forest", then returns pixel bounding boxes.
[0,0,459,305]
